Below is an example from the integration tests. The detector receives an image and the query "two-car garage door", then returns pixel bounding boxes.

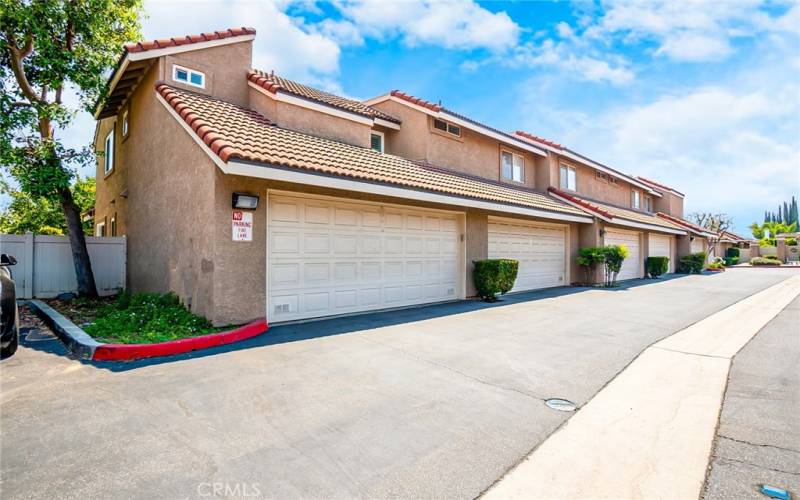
[268,194,461,322]
[488,217,567,293]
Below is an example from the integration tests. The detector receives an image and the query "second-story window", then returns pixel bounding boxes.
[433,118,461,137]
[631,190,641,209]
[370,132,384,153]
[559,164,576,191]
[173,64,205,88]
[645,196,653,212]
[104,128,114,174]
[121,109,130,138]
[501,151,524,183]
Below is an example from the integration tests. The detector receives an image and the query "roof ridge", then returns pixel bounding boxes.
[637,176,685,196]
[414,160,551,197]
[548,187,614,219]
[655,212,706,233]
[515,130,565,150]
[125,27,255,53]
[389,90,442,111]
[249,70,401,123]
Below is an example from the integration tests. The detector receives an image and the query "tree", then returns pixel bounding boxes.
[0,175,94,234]
[687,212,734,257]
[1,0,141,296]
[750,221,798,246]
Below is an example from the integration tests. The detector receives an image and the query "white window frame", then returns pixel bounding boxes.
[172,64,205,89]
[432,118,461,137]
[645,196,653,212]
[559,164,576,191]
[104,128,114,174]
[500,150,525,183]
[632,189,641,209]
[96,222,106,237]
[370,131,385,153]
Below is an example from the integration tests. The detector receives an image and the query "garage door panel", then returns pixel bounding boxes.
[605,230,641,280]
[269,195,461,321]
[648,234,673,273]
[488,218,567,293]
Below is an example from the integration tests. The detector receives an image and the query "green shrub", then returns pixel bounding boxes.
[724,256,740,266]
[725,247,740,258]
[708,261,725,270]
[601,245,629,287]
[763,254,778,260]
[577,247,604,284]
[645,256,670,278]
[678,252,706,274]
[750,257,782,266]
[473,259,519,301]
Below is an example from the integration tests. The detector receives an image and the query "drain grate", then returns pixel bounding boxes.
[545,398,577,412]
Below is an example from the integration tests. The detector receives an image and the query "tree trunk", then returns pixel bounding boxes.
[59,187,98,297]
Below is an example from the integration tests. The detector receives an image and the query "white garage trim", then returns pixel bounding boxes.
[605,228,642,280]
[488,216,570,292]
[266,190,466,323]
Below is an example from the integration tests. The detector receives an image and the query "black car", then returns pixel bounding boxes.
[1,253,19,359]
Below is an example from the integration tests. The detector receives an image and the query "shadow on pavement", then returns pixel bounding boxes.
[21,274,693,372]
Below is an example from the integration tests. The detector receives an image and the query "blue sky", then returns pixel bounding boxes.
[58,0,800,235]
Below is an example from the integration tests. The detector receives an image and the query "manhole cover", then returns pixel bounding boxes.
[545,398,577,412]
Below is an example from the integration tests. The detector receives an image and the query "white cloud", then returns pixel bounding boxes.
[328,0,520,52]
[510,38,634,85]
[653,32,731,62]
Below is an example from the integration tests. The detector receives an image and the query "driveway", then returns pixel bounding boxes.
[1,269,796,499]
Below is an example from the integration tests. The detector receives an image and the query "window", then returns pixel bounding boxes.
[104,128,114,174]
[645,196,653,212]
[559,164,576,191]
[631,190,641,209]
[432,118,461,137]
[370,132,384,153]
[111,216,117,237]
[501,151,524,182]
[172,64,205,89]
[96,222,106,237]
[121,109,129,138]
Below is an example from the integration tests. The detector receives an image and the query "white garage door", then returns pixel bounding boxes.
[605,230,642,281]
[488,217,566,293]
[267,194,462,322]
[648,234,673,273]
[691,238,706,255]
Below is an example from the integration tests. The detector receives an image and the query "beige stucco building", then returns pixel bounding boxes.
[93,27,710,326]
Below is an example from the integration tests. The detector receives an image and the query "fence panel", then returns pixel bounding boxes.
[0,233,125,298]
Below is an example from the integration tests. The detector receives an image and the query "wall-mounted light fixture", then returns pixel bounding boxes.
[232,192,259,210]
[689,236,695,241]
[599,228,606,237]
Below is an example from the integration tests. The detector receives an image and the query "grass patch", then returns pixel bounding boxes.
[50,292,229,344]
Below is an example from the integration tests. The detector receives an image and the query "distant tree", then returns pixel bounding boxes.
[763,196,799,226]
[0,175,94,235]
[749,221,798,246]
[688,212,734,257]
[1,0,142,296]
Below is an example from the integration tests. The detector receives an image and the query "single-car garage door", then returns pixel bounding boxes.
[488,217,567,293]
[691,238,706,256]
[268,193,462,322]
[605,229,642,280]
[648,234,674,273]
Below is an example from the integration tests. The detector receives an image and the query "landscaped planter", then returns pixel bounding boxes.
[705,268,725,273]
[28,299,268,361]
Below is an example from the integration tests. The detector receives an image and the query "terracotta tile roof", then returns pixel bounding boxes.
[637,176,685,196]
[249,70,401,124]
[125,27,255,54]
[549,188,685,232]
[719,230,747,242]
[655,213,710,235]
[156,84,588,218]
[514,131,565,150]
[390,90,443,111]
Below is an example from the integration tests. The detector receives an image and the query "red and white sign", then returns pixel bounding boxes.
[232,210,253,241]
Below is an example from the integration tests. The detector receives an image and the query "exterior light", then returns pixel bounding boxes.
[232,193,259,210]
[599,228,605,237]
[690,236,695,241]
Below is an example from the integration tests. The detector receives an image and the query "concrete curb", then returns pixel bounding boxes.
[27,299,268,361]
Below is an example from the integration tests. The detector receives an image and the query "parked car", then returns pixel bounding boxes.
[1,253,19,359]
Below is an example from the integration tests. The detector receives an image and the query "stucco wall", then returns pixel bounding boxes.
[93,116,127,238]
[247,87,373,147]
[160,40,253,107]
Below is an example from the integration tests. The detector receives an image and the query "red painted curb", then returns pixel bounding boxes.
[92,319,268,361]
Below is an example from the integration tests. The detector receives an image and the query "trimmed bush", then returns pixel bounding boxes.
[725,247,740,258]
[602,245,629,287]
[724,256,740,266]
[577,247,604,284]
[473,259,519,301]
[678,252,706,274]
[763,254,778,260]
[750,257,782,266]
[646,256,670,278]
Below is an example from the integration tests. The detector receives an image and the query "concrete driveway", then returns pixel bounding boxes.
[1,269,796,499]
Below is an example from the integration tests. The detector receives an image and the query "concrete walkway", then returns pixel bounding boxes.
[484,274,800,499]
[703,296,800,499]
[1,270,797,499]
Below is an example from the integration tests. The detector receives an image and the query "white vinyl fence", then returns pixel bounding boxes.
[0,233,126,298]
